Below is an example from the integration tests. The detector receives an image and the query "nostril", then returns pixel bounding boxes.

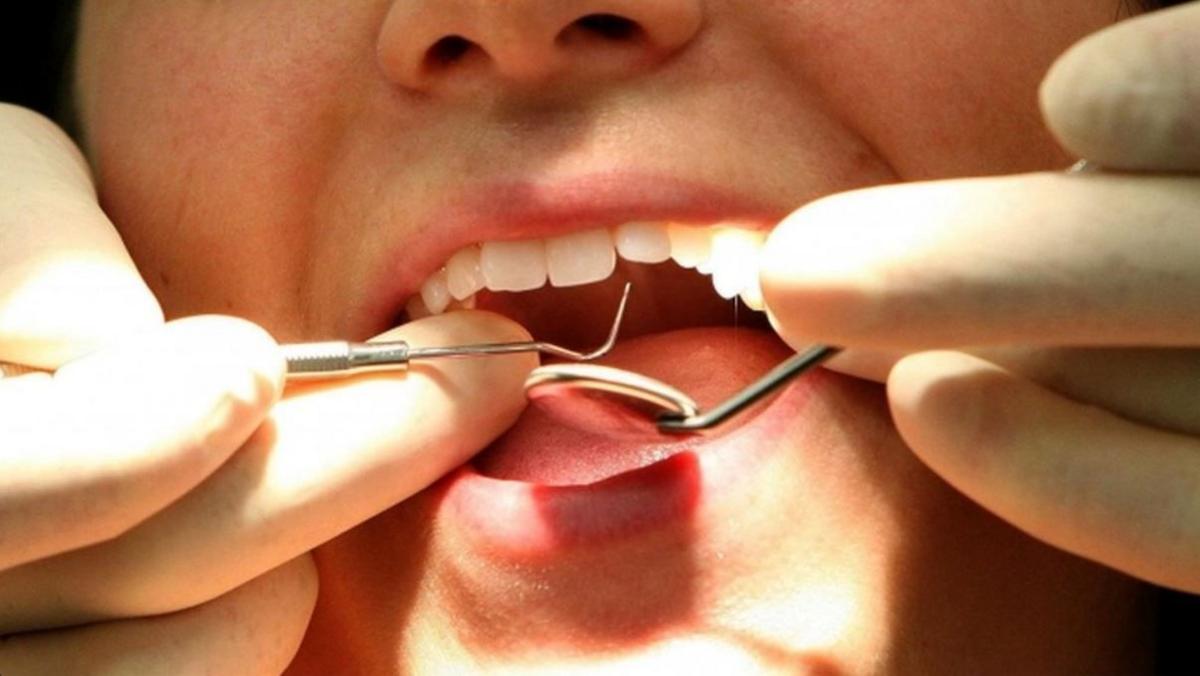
[565,13,643,43]
[426,35,476,67]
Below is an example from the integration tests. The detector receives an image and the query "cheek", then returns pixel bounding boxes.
[755,0,1119,177]
[76,1,380,332]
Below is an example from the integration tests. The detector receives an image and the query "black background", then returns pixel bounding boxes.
[1,2,76,117]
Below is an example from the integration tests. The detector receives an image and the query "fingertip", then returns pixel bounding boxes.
[1040,5,1200,170]
[374,309,537,381]
[887,351,1003,472]
[1038,30,1118,165]
[368,310,537,434]
[760,195,880,350]
[271,311,538,502]
[760,194,856,291]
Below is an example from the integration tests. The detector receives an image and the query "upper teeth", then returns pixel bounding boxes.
[408,222,767,319]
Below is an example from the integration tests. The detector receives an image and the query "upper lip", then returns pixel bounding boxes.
[357,169,785,336]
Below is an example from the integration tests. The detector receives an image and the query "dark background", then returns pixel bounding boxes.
[1,2,76,118]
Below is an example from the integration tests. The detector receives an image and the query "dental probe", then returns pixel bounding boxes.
[281,283,631,379]
[655,344,840,433]
[524,343,840,436]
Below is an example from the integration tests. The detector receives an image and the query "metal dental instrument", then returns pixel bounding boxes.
[657,343,840,433]
[282,283,631,379]
[525,343,840,436]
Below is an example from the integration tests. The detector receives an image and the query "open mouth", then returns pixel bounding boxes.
[355,172,846,553]
[393,219,802,487]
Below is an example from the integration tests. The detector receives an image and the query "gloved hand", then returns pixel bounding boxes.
[0,104,534,673]
[761,3,1200,593]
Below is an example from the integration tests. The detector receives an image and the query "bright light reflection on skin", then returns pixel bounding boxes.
[0,257,162,368]
[494,612,857,676]
[728,582,860,653]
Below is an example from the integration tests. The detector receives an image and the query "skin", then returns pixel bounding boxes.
[1,0,1187,673]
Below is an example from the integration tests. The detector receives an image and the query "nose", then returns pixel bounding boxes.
[377,0,703,93]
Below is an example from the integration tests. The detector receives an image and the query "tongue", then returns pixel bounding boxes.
[473,327,792,486]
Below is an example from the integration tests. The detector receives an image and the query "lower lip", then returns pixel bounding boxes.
[438,328,832,561]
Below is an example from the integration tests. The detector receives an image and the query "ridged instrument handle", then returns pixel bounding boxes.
[281,341,412,378]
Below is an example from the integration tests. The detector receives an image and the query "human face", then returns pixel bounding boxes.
[76,1,1152,673]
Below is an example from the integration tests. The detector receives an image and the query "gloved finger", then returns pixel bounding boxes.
[969,346,1200,438]
[760,172,1200,351]
[0,555,316,675]
[822,347,908,383]
[1041,2,1200,172]
[0,105,162,369]
[0,316,281,572]
[827,346,1200,438]
[0,311,534,632]
[888,351,1200,593]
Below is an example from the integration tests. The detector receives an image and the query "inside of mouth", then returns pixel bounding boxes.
[474,324,793,486]
[468,261,772,351]
[397,224,786,485]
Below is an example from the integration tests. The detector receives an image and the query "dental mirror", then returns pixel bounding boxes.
[524,344,840,437]
[524,363,700,438]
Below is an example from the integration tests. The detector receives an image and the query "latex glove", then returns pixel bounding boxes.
[761,4,1200,593]
[0,104,534,673]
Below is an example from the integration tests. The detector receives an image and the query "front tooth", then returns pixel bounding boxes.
[481,240,548,292]
[614,222,671,263]
[668,224,712,269]
[420,268,452,314]
[446,246,486,300]
[709,228,765,299]
[545,229,616,287]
